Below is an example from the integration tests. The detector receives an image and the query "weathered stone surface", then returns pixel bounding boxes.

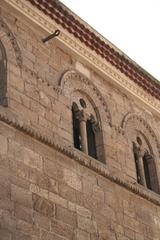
[40,229,65,240]
[49,192,68,208]
[0,210,16,232]
[76,229,90,240]
[56,205,77,227]
[32,193,55,217]
[76,205,92,219]
[30,184,48,199]
[0,229,12,240]
[0,1,160,240]
[15,204,33,223]
[77,215,97,233]
[23,148,43,171]
[11,184,32,208]
[12,231,32,240]
[59,183,77,203]
[0,135,8,155]
[16,219,39,236]
[33,212,51,231]
[63,168,82,191]
[51,219,74,239]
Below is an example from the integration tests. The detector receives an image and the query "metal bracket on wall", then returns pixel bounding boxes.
[42,29,60,43]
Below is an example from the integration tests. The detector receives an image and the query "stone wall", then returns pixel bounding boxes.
[0,1,160,240]
[0,118,160,240]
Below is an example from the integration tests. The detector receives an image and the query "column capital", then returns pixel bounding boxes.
[133,141,146,187]
[76,110,88,122]
[133,142,143,158]
[144,151,153,163]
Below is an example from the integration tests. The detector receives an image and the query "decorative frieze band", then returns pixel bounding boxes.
[0,111,160,206]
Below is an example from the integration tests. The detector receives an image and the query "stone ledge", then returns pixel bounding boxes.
[0,111,160,206]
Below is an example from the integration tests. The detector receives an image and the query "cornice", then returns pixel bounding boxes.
[0,110,160,206]
[3,0,160,115]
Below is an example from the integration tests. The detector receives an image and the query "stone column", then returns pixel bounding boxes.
[133,142,146,186]
[77,110,88,154]
[139,155,147,187]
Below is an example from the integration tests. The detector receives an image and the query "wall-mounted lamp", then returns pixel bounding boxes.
[42,29,60,43]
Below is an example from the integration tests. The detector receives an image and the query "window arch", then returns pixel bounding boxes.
[0,40,7,106]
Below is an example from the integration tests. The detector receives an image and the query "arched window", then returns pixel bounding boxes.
[0,40,7,106]
[133,136,159,193]
[72,97,104,162]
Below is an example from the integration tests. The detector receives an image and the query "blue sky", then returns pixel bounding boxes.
[61,0,160,80]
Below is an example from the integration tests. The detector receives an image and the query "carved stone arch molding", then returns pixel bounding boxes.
[121,112,160,193]
[0,17,22,67]
[121,113,160,155]
[59,69,112,127]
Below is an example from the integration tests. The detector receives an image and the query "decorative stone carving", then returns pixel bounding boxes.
[0,17,22,67]
[75,109,88,123]
[121,113,160,155]
[59,69,112,126]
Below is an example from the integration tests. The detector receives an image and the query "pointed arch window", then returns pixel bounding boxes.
[0,40,7,106]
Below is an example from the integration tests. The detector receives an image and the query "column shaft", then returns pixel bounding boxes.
[138,157,147,187]
[80,120,88,154]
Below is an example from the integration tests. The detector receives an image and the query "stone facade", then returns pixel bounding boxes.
[0,0,160,239]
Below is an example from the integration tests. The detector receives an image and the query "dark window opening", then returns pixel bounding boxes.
[79,98,86,108]
[72,104,81,151]
[86,119,97,159]
[143,155,152,190]
[133,151,142,185]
